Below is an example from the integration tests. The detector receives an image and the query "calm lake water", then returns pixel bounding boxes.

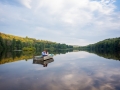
[0,51,120,90]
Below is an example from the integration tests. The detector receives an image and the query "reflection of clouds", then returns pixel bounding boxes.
[31,62,120,90]
[33,67,47,70]
[62,74,73,80]
[29,52,120,90]
[0,52,120,90]
[32,62,64,71]
[100,85,114,90]
[54,51,93,61]
[60,73,93,90]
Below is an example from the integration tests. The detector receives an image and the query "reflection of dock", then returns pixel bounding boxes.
[33,55,53,61]
[33,58,54,67]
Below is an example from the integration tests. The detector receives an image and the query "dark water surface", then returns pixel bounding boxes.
[0,51,120,90]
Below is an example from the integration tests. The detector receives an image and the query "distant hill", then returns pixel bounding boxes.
[80,37,120,51]
[0,32,73,51]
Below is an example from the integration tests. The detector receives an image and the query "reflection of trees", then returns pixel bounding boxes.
[34,49,73,55]
[49,49,73,55]
[83,49,120,61]
[2,49,119,64]
[0,51,34,64]
[0,49,73,64]
[0,50,5,61]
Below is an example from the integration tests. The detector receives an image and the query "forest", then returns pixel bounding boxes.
[79,37,120,51]
[0,32,120,52]
[0,32,120,64]
[78,37,120,60]
[0,32,73,51]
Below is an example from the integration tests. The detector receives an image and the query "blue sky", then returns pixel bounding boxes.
[0,0,120,46]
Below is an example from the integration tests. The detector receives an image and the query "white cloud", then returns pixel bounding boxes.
[20,0,32,9]
[0,0,120,45]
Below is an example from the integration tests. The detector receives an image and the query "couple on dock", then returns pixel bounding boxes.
[42,50,49,56]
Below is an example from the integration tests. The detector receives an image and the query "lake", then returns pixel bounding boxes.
[0,50,120,90]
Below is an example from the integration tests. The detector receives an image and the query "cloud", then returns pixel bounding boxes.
[20,0,32,9]
[0,0,120,45]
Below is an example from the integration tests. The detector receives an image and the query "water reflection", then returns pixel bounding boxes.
[0,51,120,90]
[33,58,54,67]
[0,50,33,64]
[0,49,120,65]
[0,49,73,64]
[82,49,120,61]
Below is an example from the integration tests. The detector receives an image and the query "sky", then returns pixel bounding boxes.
[0,0,120,46]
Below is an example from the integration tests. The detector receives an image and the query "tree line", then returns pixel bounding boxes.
[0,32,73,51]
[79,37,120,51]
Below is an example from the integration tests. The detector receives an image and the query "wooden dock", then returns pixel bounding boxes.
[33,55,53,61]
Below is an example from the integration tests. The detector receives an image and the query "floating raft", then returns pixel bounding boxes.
[33,58,54,65]
[33,54,53,61]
